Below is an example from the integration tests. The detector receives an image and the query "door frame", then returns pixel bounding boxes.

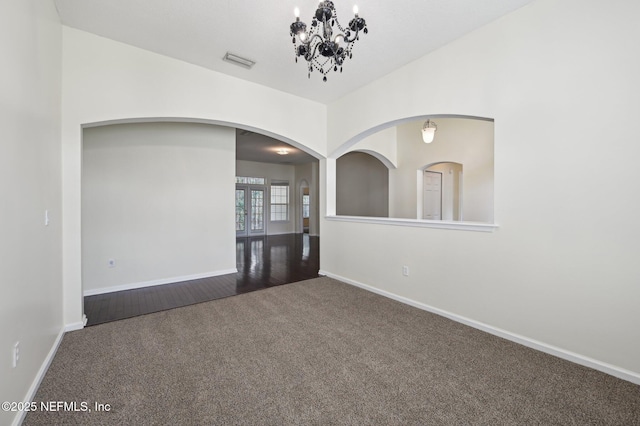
[416,162,463,220]
[236,184,267,237]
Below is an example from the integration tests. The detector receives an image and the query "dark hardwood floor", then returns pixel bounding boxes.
[84,233,319,326]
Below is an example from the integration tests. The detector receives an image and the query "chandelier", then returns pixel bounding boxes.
[289,2,368,82]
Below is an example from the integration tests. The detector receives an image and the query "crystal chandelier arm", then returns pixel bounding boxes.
[342,28,359,43]
[301,34,324,61]
[343,15,367,43]
[321,17,333,40]
[302,33,324,47]
[334,22,365,43]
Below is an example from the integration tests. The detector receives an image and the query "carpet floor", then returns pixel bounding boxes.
[25,277,640,425]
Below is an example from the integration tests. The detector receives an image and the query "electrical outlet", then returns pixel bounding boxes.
[12,342,19,368]
[45,209,50,226]
[402,266,409,276]
[108,259,116,268]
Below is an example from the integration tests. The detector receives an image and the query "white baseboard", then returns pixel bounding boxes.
[12,327,65,426]
[319,270,640,385]
[64,314,87,332]
[83,268,238,296]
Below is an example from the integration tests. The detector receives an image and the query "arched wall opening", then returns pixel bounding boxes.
[60,26,330,328]
[79,117,324,316]
[83,117,324,161]
[326,115,494,225]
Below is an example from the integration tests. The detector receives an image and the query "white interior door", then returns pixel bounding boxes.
[423,171,442,220]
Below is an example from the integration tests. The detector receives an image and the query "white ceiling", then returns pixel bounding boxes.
[53,0,536,105]
[235,130,317,165]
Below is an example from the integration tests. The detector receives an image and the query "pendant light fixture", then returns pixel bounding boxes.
[422,120,437,143]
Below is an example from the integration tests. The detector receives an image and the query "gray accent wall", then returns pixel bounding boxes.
[336,152,389,217]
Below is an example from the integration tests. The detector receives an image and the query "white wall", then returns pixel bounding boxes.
[323,0,640,380]
[391,118,494,221]
[0,1,63,424]
[82,122,236,295]
[61,27,327,325]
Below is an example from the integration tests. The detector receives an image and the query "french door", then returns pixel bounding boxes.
[235,185,266,236]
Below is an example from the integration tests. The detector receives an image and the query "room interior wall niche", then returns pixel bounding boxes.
[341,116,494,223]
[336,151,389,217]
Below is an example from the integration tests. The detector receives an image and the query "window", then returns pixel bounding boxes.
[270,181,289,221]
[302,194,310,219]
[236,176,265,185]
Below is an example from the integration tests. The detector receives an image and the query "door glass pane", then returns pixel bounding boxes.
[251,189,264,231]
[235,189,246,231]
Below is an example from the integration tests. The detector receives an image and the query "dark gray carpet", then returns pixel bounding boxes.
[25,277,640,425]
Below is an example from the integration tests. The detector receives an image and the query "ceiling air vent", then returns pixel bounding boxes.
[223,52,255,69]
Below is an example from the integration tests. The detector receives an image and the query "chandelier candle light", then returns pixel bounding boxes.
[290,1,368,82]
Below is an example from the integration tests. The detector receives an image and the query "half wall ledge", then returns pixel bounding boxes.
[324,215,498,232]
